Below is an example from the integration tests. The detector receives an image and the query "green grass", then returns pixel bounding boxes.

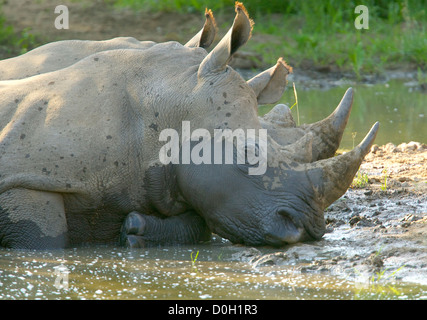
[351,171,369,189]
[0,12,39,58]
[381,168,389,191]
[354,265,407,299]
[113,0,427,76]
[190,250,200,274]
[1,0,426,76]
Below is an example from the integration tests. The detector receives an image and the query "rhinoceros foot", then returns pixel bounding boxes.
[119,211,211,248]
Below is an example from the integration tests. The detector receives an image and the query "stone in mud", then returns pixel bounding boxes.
[251,252,288,267]
[230,247,262,262]
[366,252,384,269]
[349,215,376,227]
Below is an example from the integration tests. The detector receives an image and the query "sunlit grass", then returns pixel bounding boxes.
[1,1,425,75]
[351,171,369,189]
[112,0,427,76]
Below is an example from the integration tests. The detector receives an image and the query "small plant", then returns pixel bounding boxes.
[353,248,406,299]
[191,250,199,265]
[369,265,406,296]
[351,170,369,188]
[290,82,300,126]
[190,250,199,274]
[381,168,388,191]
[349,41,365,81]
[351,132,357,149]
[354,267,405,299]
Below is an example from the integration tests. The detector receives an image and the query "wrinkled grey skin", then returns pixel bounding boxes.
[0,4,378,249]
[0,37,156,80]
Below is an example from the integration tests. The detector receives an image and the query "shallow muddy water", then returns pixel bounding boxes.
[0,240,425,300]
[259,78,426,149]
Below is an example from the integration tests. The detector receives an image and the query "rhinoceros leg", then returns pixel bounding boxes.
[0,188,67,249]
[119,211,211,248]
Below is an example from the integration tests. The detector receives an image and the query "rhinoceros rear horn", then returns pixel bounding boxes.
[185,8,217,49]
[311,121,379,208]
[198,2,253,77]
[248,58,293,104]
[305,87,354,160]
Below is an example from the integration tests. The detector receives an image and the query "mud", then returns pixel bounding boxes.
[231,143,427,285]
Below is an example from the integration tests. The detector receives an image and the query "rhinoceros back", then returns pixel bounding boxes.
[0,37,156,80]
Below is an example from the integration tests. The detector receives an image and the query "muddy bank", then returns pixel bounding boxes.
[236,66,426,92]
[228,143,427,286]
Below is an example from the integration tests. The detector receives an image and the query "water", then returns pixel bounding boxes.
[259,79,426,150]
[0,241,425,300]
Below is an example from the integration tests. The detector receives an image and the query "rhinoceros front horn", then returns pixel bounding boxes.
[303,87,354,160]
[185,8,217,49]
[198,2,253,77]
[309,121,379,208]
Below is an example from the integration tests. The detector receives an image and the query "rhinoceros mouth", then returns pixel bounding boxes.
[262,209,305,247]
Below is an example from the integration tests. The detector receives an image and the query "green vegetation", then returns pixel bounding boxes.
[381,168,389,191]
[1,0,425,76]
[354,265,407,299]
[289,82,299,125]
[354,247,407,299]
[0,7,39,58]
[113,0,427,76]
[190,250,200,273]
[351,170,369,188]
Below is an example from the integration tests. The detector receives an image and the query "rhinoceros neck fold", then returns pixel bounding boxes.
[143,164,190,217]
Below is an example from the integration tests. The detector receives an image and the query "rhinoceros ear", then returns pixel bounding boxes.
[198,2,253,77]
[185,8,217,49]
[248,58,292,105]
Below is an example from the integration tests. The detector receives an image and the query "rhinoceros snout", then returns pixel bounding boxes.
[263,209,311,247]
[265,230,303,247]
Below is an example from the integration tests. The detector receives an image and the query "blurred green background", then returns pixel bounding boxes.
[1,0,426,76]
[114,0,427,76]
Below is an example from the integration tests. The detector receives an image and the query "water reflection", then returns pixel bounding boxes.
[259,80,427,149]
[0,244,425,300]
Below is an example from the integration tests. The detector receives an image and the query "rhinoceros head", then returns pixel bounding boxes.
[145,3,378,246]
[176,120,378,247]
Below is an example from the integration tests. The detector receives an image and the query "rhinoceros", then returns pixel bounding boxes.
[0,3,378,249]
[0,9,217,80]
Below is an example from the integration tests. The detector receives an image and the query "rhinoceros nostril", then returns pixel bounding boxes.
[265,210,304,246]
[277,209,290,217]
[265,228,302,247]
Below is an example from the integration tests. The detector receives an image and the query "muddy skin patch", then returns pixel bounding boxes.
[149,123,159,131]
[0,212,67,249]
